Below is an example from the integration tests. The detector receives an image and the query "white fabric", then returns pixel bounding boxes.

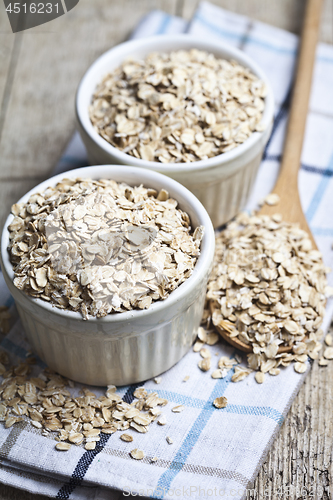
[1,4,333,499]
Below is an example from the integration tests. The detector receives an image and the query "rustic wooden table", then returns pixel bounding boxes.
[0,1,333,499]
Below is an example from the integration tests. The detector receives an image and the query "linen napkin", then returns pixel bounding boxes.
[1,3,333,500]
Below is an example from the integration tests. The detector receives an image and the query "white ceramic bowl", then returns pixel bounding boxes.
[76,34,274,228]
[0,166,215,387]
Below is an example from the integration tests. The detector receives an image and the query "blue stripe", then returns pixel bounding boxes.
[195,13,333,64]
[0,338,46,368]
[194,14,294,54]
[262,85,292,160]
[317,55,333,64]
[312,227,333,237]
[225,404,284,425]
[153,369,233,498]
[0,338,29,359]
[246,34,296,55]
[302,164,333,177]
[5,295,14,308]
[193,14,243,43]
[156,13,172,34]
[265,154,333,178]
[306,152,333,222]
[155,389,283,425]
[155,389,206,409]
[59,155,87,166]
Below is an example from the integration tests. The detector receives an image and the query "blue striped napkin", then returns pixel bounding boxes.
[0,3,333,499]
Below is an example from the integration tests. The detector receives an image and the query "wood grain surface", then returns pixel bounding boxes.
[0,1,333,499]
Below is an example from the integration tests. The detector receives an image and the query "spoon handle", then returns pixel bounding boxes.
[260,0,323,248]
[277,0,323,190]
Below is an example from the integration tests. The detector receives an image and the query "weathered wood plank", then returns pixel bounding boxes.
[0,0,179,181]
[0,2,21,148]
[0,2,15,98]
[0,0,179,225]
[0,487,49,500]
[252,327,333,499]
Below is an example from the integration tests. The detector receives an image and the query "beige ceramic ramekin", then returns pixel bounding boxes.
[0,166,215,387]
[76,34,274,228]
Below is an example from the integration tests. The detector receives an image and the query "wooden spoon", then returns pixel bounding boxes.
[211,304,293,355]
[259,0,323,248]
[214,0,323,354]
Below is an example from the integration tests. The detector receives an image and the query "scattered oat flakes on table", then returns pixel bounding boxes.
[68,432,84,445]
[294,362,308,374]
[120,433,133,442]
[325,333,332,346]
[0,353,169,449]
[193,340,204,352]
[324,347,333,360]
[198,358,211,372]
[5,416,22,428]
[85,442,96,450]
[200,347,211,359]
[197,327,208,343]
[31,420,42,429]
[171,405,185,413]
[130,448,145,460]
[264,193,280,206]
[255,372,265,384]
[55,442,71,451]
[206,332,219,345]
[232,366,252,382]
[157,415,167,426]
[211,369,223,379]
[213,397,228,409]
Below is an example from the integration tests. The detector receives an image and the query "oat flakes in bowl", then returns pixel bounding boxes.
[0,166,215,386]
[76,35,274,227]
[89,49,266,163]
[7,177,203,319]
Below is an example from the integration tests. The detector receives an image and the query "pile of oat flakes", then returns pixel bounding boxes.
[89,49,266,163]
[0,349,178,456]
[203,210,333,383]
[7,178,203,319]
